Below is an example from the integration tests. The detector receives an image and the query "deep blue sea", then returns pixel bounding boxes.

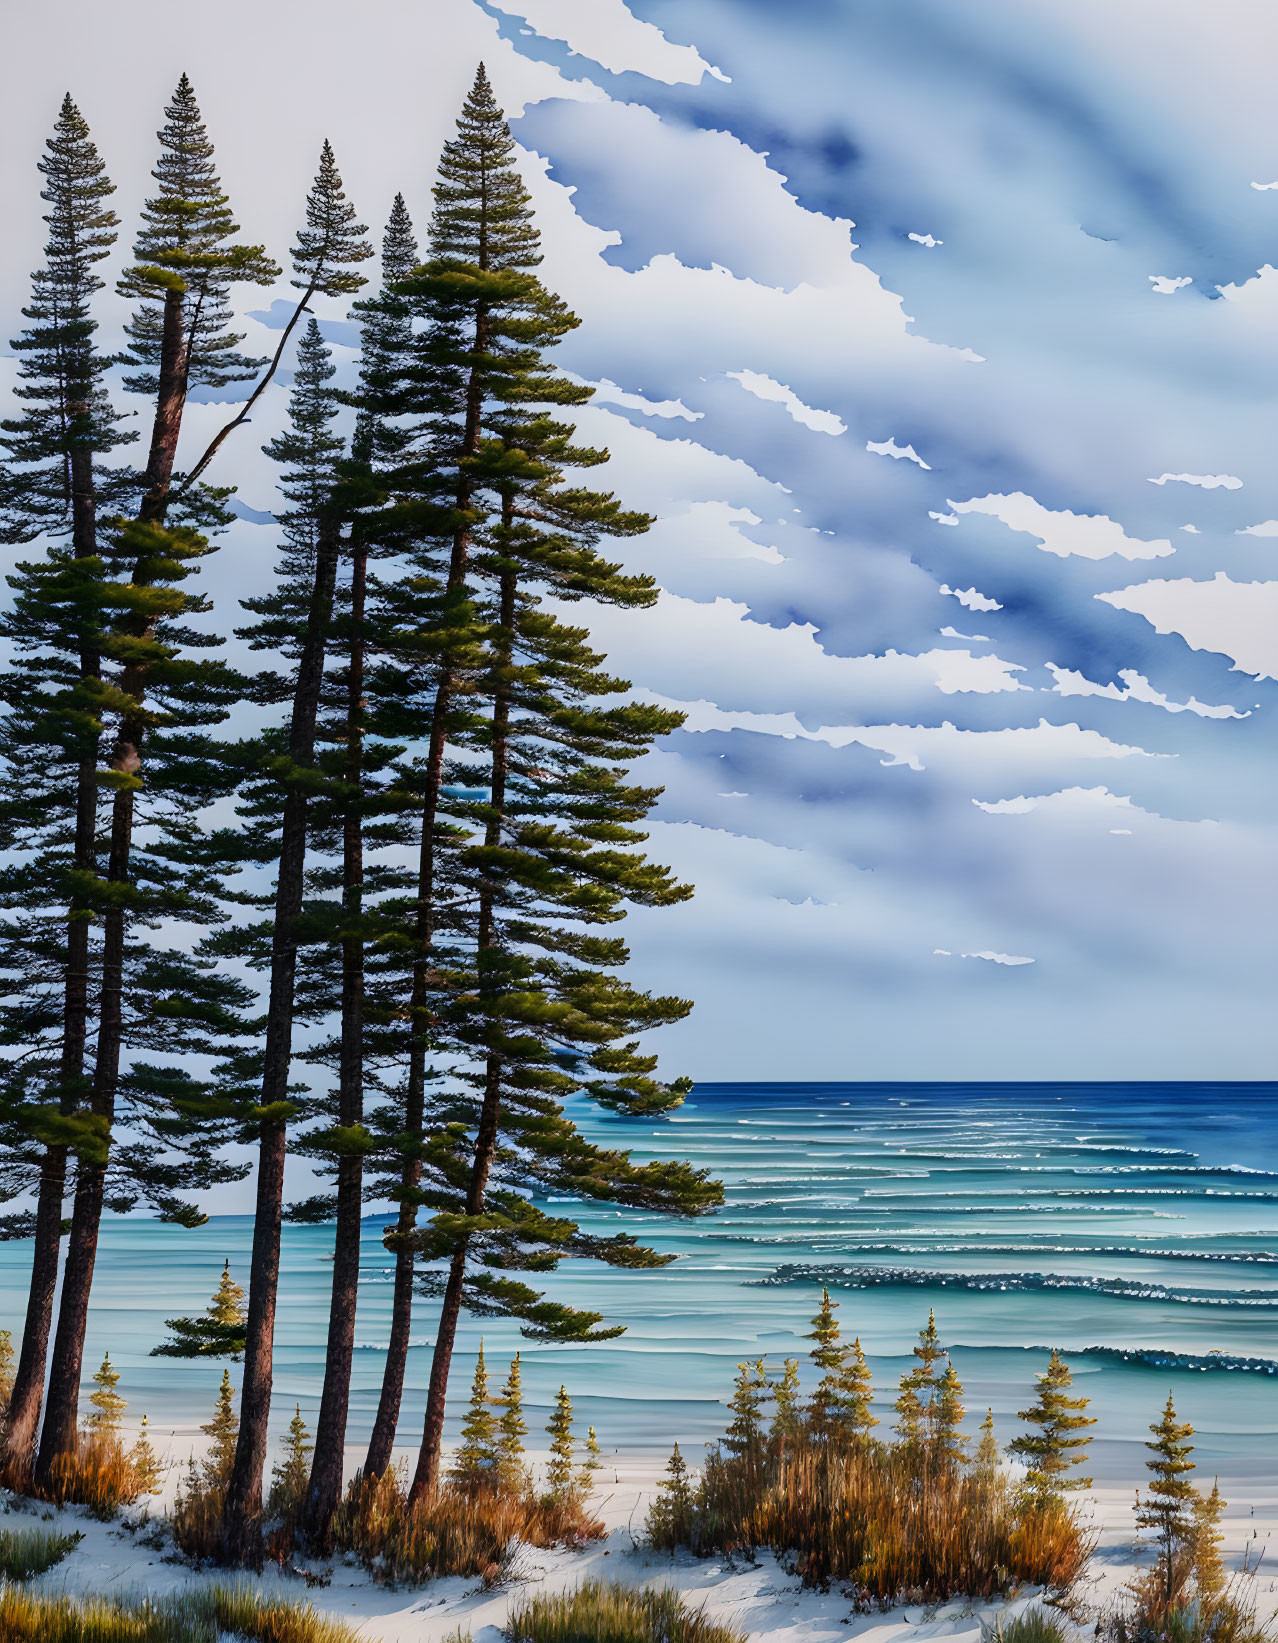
[2,1083,1275,1482]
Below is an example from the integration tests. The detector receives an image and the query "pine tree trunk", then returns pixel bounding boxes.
[408,562,513,1503]
[302,539,367,1547]
[35,777,132,1485]
[3,445,100,1480]
[221,511,343,1563]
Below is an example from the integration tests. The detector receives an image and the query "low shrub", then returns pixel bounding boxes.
[26,1433,154,1519]
[649,1436,1092,1600]
[0,1584,360,1643]
[332,1464,604,1586]
[0,1524,83,1580]
[504,1580,748,1643]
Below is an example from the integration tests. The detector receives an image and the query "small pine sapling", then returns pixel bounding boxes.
[973,1408,1003,1485]
[545,1385,576,1501]
[934,1361,968,1470]
[578,1425,603,1492]
[130,1415,165,1496]
[722,1359,768,1472]
[1135,1393,1198,1616]
[153,1261,247,1359]
[1191,1480,1226,1603]
[85,1352,127,1436]
[1008,1351,1096,1499]
[648,1441,696,1548]
[771,1359,803,1444]
[495,1353,528,1494]
[202,1370,239,1491]
[449,1342,497,1493]
[268,1405,313,1522]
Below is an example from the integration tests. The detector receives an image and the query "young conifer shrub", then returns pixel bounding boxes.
[1008,1351,1095,1500]
[154,1261,247,1358]
[268,1404,314,1525]
[495,1353,528,1491]
[86,1351,127,1434]
[545,1385,576,1502]
[449,1342,498,1494]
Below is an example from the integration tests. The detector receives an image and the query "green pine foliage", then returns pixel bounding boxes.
[118,73,279,396]
[202,1370,240,1490]
[389,70,720,1500]
[647,1442,696,1548]
[130,1414,165,1496]
[804,1291,876,1442]
[973,1408,1002,1483]
[722,1359,768,1476]
[545,1384,576,1501]
[85,1351,126,1434]
[153,1260,247,1358]
[268,1404,314,1522]
[449,1341,498,1492]
[1135,1393,1198,1612]
[1008,1350,1096,1498]
[771,1359,802,1443]
[495,1351,529,1490]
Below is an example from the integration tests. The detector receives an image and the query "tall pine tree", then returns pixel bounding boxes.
[401,64,721,1503]
[220,133,375,1553]
[0,94,131,1478]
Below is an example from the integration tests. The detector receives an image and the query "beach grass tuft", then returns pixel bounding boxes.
[0,1524,83,1580]
[988,1609,1071,1643]
[503,1580,748,1643]
[332,1463,604,1585]
[0,1584,361,1643]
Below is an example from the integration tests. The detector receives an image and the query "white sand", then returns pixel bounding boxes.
[7,1447,1277,1641]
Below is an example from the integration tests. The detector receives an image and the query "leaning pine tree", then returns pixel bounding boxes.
[0,94,132,1480]
[398,65,723,1502]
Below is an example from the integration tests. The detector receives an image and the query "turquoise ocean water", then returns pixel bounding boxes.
[1,1083,1274,1481]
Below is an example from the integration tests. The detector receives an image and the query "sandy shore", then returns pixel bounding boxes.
[7,1444,1276,1641]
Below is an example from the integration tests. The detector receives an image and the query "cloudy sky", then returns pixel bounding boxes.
[4,0,1276,1081]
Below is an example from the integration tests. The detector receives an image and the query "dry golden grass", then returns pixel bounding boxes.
[6,1433,151,1519]
[0,1584,358,1643]
[650,1438,1092,1601]
[504,1580,748,1643]
[332,1464,604,1585]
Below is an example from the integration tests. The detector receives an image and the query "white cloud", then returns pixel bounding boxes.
[1044,663,1248,719]
[1097,574,1278,680]
[867,436,930,468]
[1147,472,1243,489]
[590,377,703,421]
[930,511,959,525]
[941,583,1003,612]
[1149,275,1192,293]
[940,625,990,641]
[924,649,1028,694]
[1180,524,1200,533]
[487,0,726,83]
[934,947,1035,965]
[727,369,847,435]
[973,786,1136,817]
[949,493,1174,559]
[1237,519,1278,537]
[908,232,943,247]
[1250,181,1278,191]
